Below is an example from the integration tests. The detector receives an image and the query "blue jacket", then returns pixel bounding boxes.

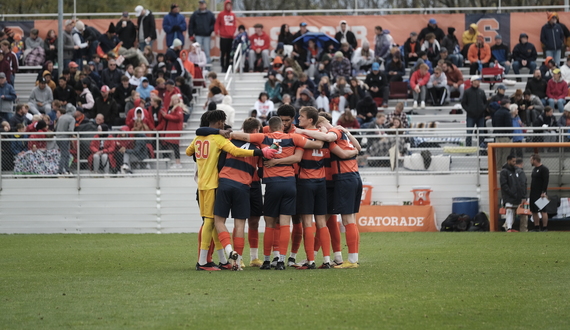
[512,41,537,62]
[0,82,17,113]
[188,9,215,37]
[540,22,565,51]
[512,116,524,142]
[163,12,187,47]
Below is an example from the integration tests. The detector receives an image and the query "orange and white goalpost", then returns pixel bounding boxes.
[487,142,570,231]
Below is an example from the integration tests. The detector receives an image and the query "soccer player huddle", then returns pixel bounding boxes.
[186,105,363,271]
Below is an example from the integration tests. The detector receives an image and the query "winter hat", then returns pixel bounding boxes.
[273,56,283,64]
[429,18,437,24]
[68,61,79,68]
[439,47,448,53]
[334,51,344,59]
[371,62,380,71]
[165,79,175,85]
[496,84,506,90]
[447,27,455,34]
[135,5,144,17]
[75,21,85,32]
[107,23,116,34]
[519,33,529,39]
[553,68,561,74]
[547,12,557,21]
[172,38,183,48]
[321,54,331,62]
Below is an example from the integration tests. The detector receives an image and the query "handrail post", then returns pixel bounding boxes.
[0,134,3,192]
[156,131,160,190]
[76,133,81,191]
[395,132,399,188]
[476,127,481,187]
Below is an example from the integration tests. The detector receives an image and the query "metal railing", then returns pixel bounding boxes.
[223,43,243,96]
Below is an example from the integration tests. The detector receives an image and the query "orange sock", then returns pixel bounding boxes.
[218,231,232,250]
[291,222,303,254]
[263,228,274,257]
[318,227,331,258]
[273,224,280,254]
[279,225,291,256]
[314,232,321,253]
[248,229,259,248]
[327,215,341,253]
[303,226,316,262]
[234,237,245,256]
[344,223,358,254]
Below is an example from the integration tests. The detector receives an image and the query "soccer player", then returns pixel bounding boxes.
[247,160,264,267]
[231,116,323,270]
[296,115,363,268]
[213,118,262,270]
[186,110,277,271]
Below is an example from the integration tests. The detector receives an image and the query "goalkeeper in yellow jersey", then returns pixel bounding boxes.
[186,110,278,271]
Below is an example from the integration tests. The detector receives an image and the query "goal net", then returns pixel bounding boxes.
[487,142,570,231]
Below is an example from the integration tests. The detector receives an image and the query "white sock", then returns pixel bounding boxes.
[264,255,271,262]
[278,254,285,262]
[224,245,233,257]
[217,250,228,264]
[250,248,258,260]
[348,253,358,264]
[308,260,315,265]
[334,251,343,262]
[313,251,318,257]
[323,256,331,264]
[289,252,297,259]
[273,250,280,258]
[198,249,208,265]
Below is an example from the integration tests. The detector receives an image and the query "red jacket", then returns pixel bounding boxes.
[215,0,236,39]
[26,123,48,150]
[410,70,430,89]
[156,105,184,144]
[0,58,11,84]
[88,135,117,169]
[250,32,270,52]
[125,107,156,131]
[161,86,181,112]
[547,78,568,100]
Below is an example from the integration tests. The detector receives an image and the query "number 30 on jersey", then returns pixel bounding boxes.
[195,140,210,159]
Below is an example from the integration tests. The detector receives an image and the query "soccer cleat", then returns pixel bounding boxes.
[507,229,519,232]
[260,261,271,270]
[275,261,286,270]
[270,257,278,268]
[233,256,244,271]
[196,262,221,271]
[287,257,297,267]
[297,262,316,270]
[318,262,332,269]
[333,261,359,269]
[218,262,233,270]
[249,258,263,267]
[332,260,344,267]
[240,258,246,269]
[541,228,549,232]
[228,251,239,261]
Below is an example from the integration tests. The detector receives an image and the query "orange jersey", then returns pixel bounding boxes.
[219,140,260,186]
[322,143,334,186]
[262,125,297,134]
[248,131,308,183]
[298,129,326,181]
[328,128,359,179]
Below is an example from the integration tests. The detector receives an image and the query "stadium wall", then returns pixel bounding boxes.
[0,174,488,234]
[0,12,564,56]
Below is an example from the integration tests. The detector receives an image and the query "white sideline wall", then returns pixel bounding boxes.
[0,174,489,234]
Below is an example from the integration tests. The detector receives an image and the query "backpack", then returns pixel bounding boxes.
[468,212,490,232]
[440,213,470,232]
[455,214,470,231]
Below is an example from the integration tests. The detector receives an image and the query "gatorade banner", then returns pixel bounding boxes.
[356,205,438,232]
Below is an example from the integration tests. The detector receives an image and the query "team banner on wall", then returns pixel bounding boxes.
[0,21,35,41]
[356,205,438,232]
[465,14,511,46]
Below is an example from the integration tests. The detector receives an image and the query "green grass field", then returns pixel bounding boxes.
[1,232,569,329]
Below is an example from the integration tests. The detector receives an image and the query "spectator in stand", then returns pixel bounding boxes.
[330,76,352,113]
[374,26,391,63]
[441,27,463,68]
[540,56,556,82]
[44,29,58,64]
[356,95,377,125]
[509,105,525,154]
[525,70,548,105]
[254,92,274,124]
[281,68,298,99]
[541,12,565,67]
[265,71,282,104]
[248,23,270,72]
[427,67,447,106]
[0,72,16,121]
[36,71,56,91]
[365,62,389,108]
[129,66,146,87]
[126,104,155,131]
[54,76,77,112]
[284,56,303,77]
[462,76,487,147]
[76,80,95,118]
[231,24,250,71]
[215,0,236,73]
[330,51,351,83]
[385,51,405,82]
[89,124,115,174]
[9,104,31,131]
[68,62,80,84]
[114,75,135,113]
[492,98,513,167]
[418,18,445,43]
[560,55,570,84]
[94,85,119,126]
[512,33,538,75]
[386,102,410,128]
[71,21,89,69]
[28,78,54,117]
[1,41,18,86]
[522,90,545,125]
[421,33,440,67]
[403,32,420,67]
[54,104,75,175]
[558,105,570,137]
[533,106,559,143]
[116,12,137,50]
[337,109,360,129]
[98,23,120,55]
[163,3,186,48]
[24,28,44,60]
[305,39,322,79]
[203,71,227,109]
[189,42,207,72]
[352,40,375,75]
[490,35,511,74]
[411,51,433,75]
[315,76,331,112]
[348,76,367,110]
[291,42,308,72]
[461,23,479,59]
[278,24,294,46]
[157,93,185,168]
[294,88,316,113]
[174,76,192,106]
[293,22,309,40]
[101,59,124,94]
[135,5,157,51]
[410,63,430,109]
[162,80,181,112]
[189,0,215,63]
[546,68,567,112]
[215,95,235,127]
[335,20,357,49]
[468,34,491,75]
[298,72,317,96]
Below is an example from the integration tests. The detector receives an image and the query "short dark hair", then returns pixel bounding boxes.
[319,112,333,124]
[121,75,130,82]
[375,26,382,31]
[208,110,226,124]
[544,106,553,113]
[523,89,532,96]
[200,111,210,127]
[258,91,268,100]
[516,158,523,165]
[507,155,516,161]
[444,60,453,67]
[299,106,319,126]
[531,154,541,163]
[268,116,282,132]
[175,76,186,85]
[207,71,217,79]
[242,118,261,133]
[417,51,427,58]
[254,23,263,29]
[277,104,295,118]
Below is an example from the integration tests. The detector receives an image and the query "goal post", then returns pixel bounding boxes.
[487,142,570,232]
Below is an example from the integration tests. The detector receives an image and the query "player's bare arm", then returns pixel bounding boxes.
[295,128,337,142]
[264,148,303,168]
[330,145,358,159]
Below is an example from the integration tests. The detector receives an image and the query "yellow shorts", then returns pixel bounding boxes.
[198,189,216,219]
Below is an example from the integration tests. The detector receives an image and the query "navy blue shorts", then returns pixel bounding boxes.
[214,178,250,219]
[326,187,335,214]
[334,173,363,215]
[264,179,296,218]
[296,179,327,215]
[249,182,263,217]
